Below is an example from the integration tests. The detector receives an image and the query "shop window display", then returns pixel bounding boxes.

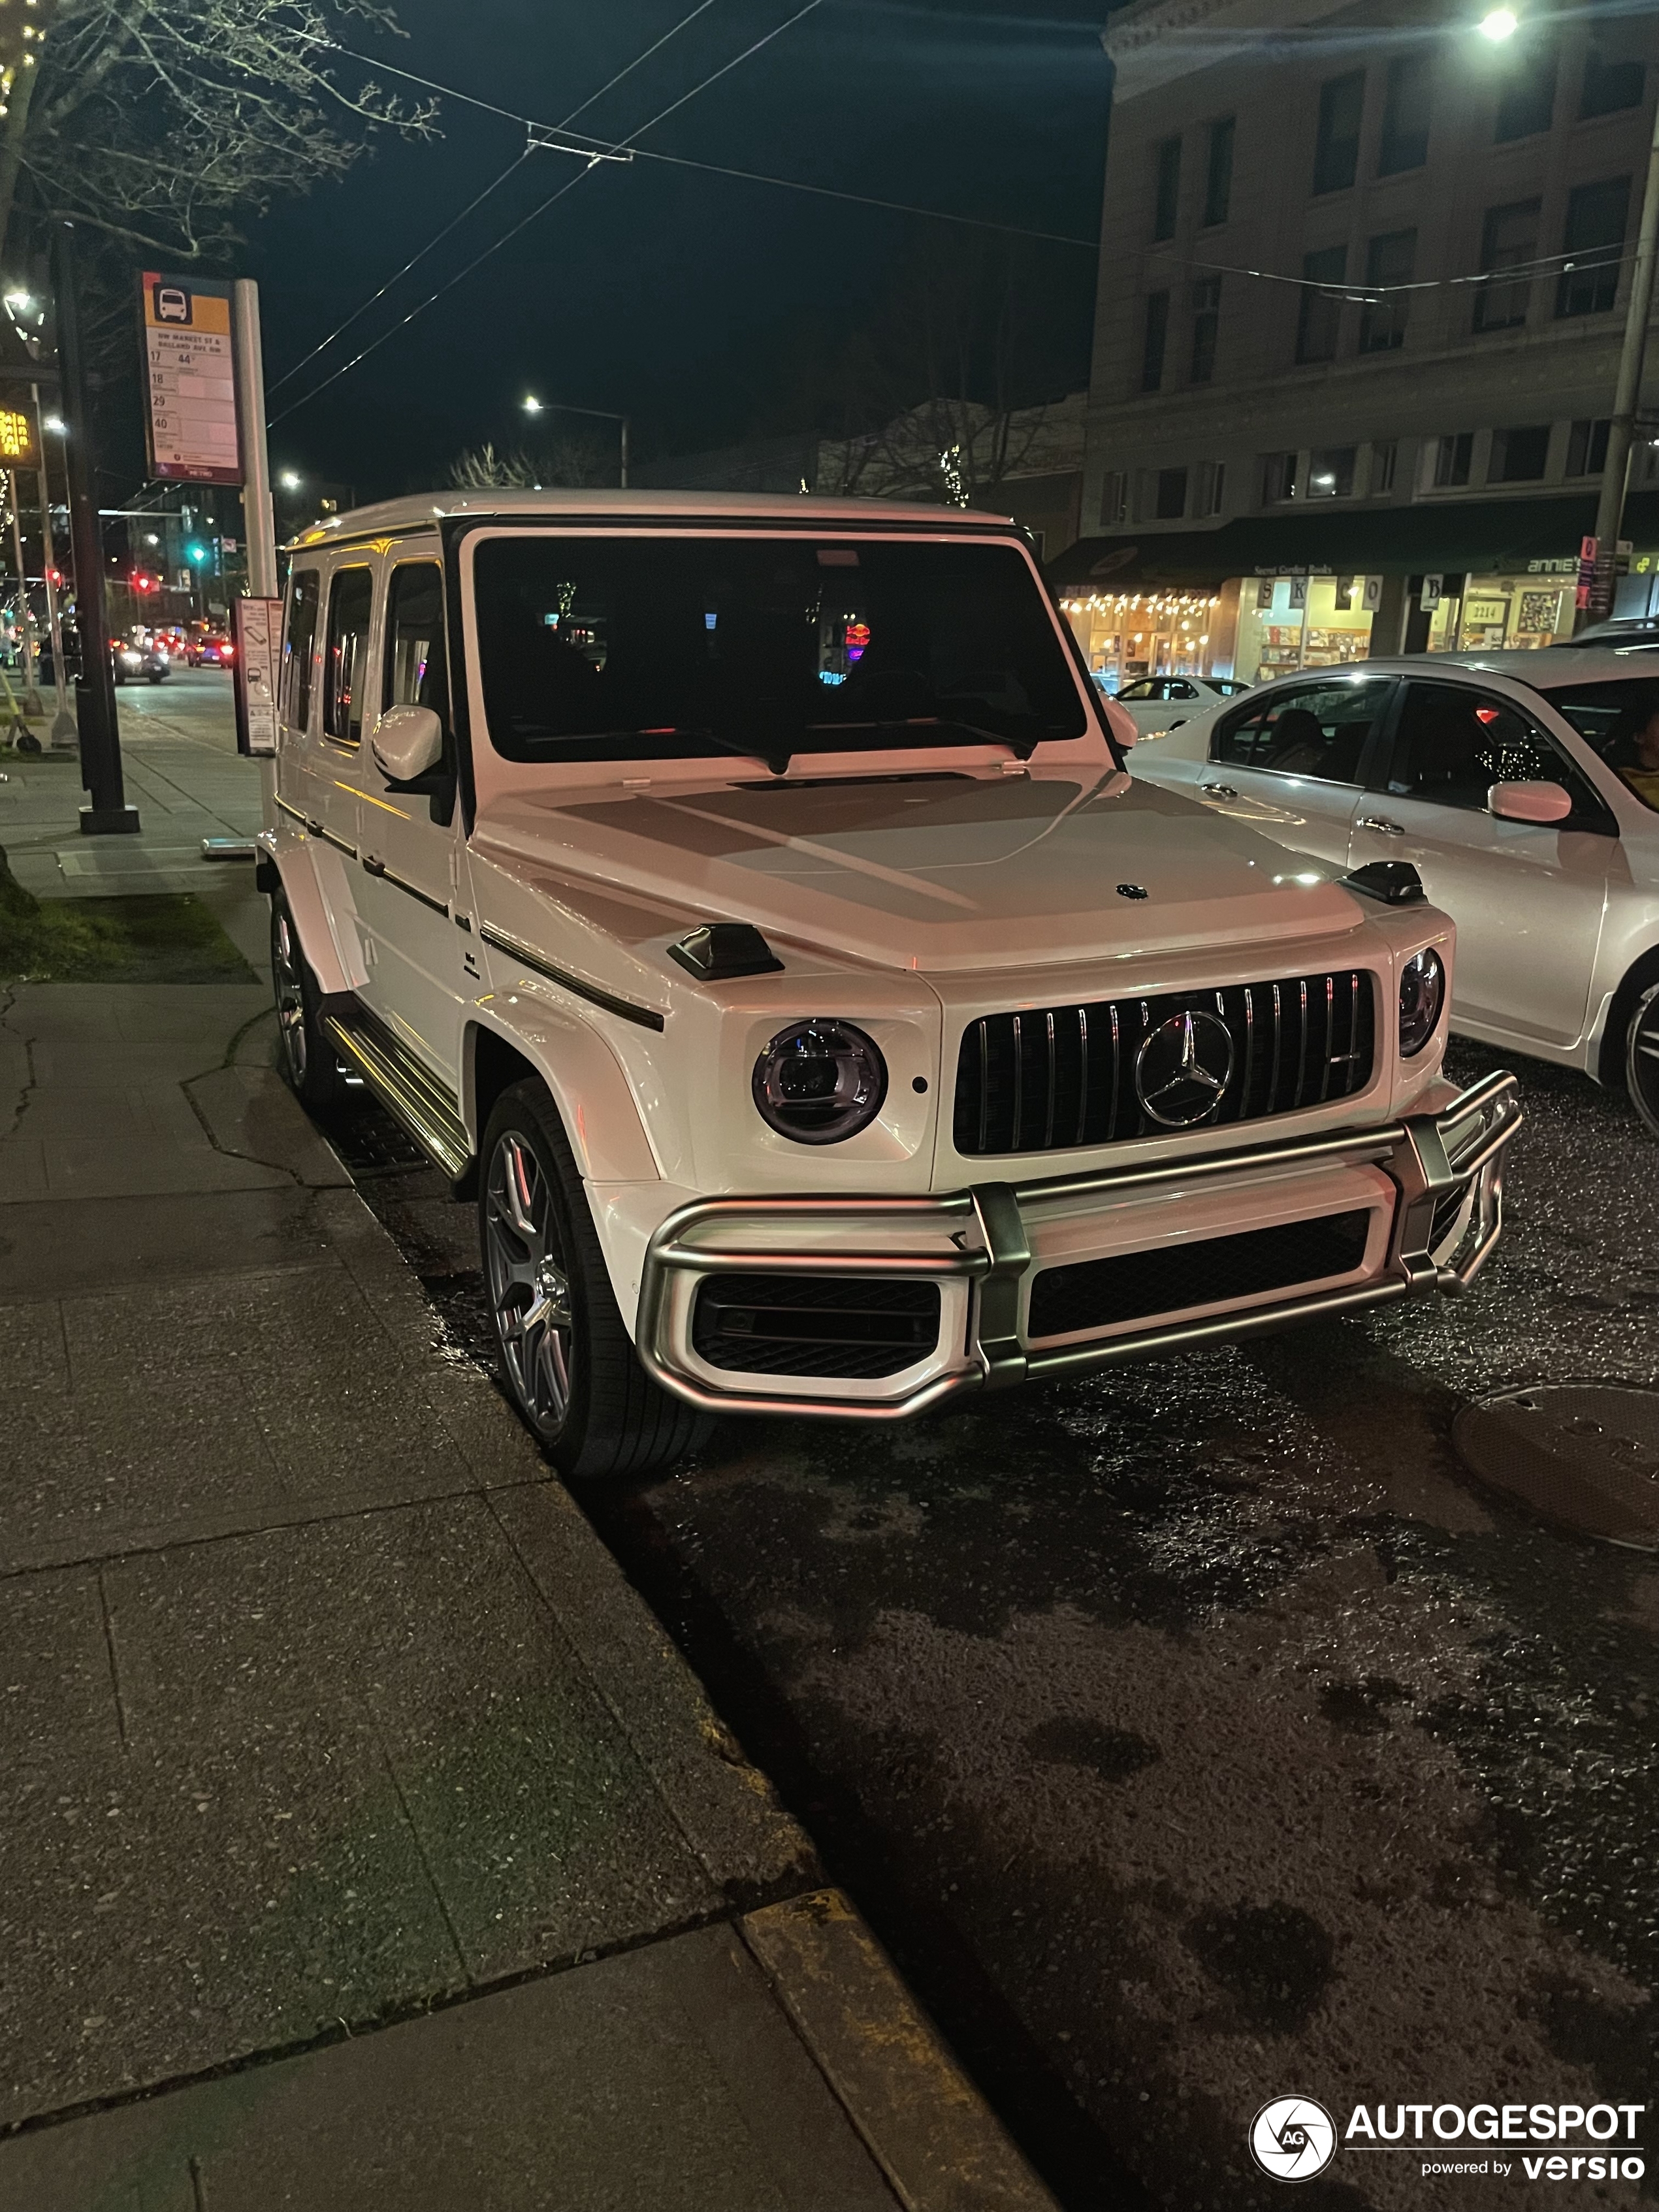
[1058,590,1222,691]
[1234,575,1376,680]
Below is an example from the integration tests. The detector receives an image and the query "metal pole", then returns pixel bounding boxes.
[232,280,278,600]
[51,220,137,833]
[1587,94,1659,626]
[32,383,77,748]
[8,470,42,716]
[620,415,630,490]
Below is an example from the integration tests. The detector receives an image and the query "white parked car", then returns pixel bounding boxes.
[1103,673,1249,739]
[1130,651,1659,1134]
[259,491,1519,1479]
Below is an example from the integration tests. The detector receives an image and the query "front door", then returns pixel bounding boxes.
[353,555,466,1087]
[1196,673,1398,867]
[1350,678,1615,1048]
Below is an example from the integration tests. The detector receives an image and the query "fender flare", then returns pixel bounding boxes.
[261,833,366,997]
[464,1003,660,1184]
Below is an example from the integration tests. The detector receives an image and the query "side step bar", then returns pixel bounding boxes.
[321,1002,472,1179]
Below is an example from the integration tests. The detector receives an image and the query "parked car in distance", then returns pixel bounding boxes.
[1103,673,1250,741]
[1551,618,1659,654]
[261,490,1519,1480]
[1130,650,1659,1135]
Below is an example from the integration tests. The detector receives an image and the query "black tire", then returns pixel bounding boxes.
[479,1078,709,1481]
[1626,980,1659,1140]
[269,892,345,1108]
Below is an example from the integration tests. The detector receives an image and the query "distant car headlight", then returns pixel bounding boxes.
[1398,948,1445,1057]
[752,1019,888,1144]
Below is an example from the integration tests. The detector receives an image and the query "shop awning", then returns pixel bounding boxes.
[1047,490,1659,589]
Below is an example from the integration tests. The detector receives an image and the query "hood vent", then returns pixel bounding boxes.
[669,922,784,981]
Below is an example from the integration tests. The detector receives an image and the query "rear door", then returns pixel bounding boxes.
[1193,673,1398,865]
[1350,678,1615,1047]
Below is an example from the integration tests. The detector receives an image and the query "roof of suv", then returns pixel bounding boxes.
[285,486,1020,551]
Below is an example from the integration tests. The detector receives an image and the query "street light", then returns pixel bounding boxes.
[1477,8,1517,40]
[521,396,630,487]
[42,414,65,436]
[523,394,543,416]
[279,469,301,491]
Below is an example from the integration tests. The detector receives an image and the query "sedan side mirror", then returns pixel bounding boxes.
[1489,780,1573,825]
[371,704,444,785]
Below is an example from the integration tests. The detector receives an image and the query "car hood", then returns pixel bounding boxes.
[472,767,1365,972]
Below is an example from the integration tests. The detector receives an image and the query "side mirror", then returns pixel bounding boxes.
[371,704,444,785]
[1489,779,1572,825]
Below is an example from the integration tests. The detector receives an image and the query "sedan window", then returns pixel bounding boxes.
[1118,680,1156,700]
[1544,676,1659,812]
[1387,682,1611,822]
[1212,676,1393,782]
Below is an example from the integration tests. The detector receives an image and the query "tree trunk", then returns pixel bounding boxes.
[0,57,40,274]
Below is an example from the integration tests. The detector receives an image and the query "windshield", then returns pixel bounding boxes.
[1544,676,1659,812]
[471,533,1090,769]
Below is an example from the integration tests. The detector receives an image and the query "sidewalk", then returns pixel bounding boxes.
[0,694,1054,2211]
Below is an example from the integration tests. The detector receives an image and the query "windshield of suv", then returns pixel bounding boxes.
[1543,676,1659,812]
[472,533,1090,769]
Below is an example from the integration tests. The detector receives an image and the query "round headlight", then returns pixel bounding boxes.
[1398,948,1445,1057]
[752,1019,888,1144]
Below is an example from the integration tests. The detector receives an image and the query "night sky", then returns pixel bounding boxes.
[235,0,1114,504]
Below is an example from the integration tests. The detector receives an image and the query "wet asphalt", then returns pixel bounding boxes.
[328,1037,1659,2212]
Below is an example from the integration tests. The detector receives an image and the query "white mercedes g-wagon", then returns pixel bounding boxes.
[259,490,1521,1479]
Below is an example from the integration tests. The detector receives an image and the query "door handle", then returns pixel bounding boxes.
[1199,781,1238,800]
[1356,814,1404,837]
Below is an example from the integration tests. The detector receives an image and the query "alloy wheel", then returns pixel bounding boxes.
[271,909,308,1089]
[1628,982,1659,1140]
[484,1130,575,1435]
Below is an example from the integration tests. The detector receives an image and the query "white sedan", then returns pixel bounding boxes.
[1101,673,1249,739]
[1131,650,1659,1134]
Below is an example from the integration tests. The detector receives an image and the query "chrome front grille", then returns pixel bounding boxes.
[952,970,1376,1157]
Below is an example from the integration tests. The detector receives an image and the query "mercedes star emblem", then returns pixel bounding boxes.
[1135,1008,1235,1128]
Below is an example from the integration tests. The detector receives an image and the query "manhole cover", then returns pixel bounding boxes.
[1453,1385,1659,1551]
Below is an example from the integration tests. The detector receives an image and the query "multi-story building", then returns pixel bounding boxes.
[1053,0,1659,687]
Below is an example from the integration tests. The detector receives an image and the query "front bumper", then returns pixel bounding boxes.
[635,1070,1523,1421]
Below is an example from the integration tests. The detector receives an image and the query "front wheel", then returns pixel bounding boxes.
[1626,982,1659,1139]
[479,1079,708,1480]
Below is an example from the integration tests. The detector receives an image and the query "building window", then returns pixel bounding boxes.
[1494,37,1556,140]
[1555,178,1630,318]
[1203,116,1235,227]
[1153,136,1182,240]
[1378,52,1432,176]
[1490,425,1551,482]
[1099,470,1129,526]
[1359,230,1415,352]
[1194,459,1226,516]
[1261,451,1300,504]
[1474,199,1539,333]
[1432,432,1474,489]
[1190,276,1221,382]
[1296,245,1346,363]
[1313,70,1364,195]
[1142,290,1170,391]
[1581,31,1643,120]
[1370,440,1398,494]
[1308,447,1357,499]
[1155,467,1188,521]
[1566,419,1610,477]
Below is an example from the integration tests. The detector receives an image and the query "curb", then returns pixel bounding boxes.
[741,1888,1058,2212]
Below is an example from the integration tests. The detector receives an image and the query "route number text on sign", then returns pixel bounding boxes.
[140,274,242,485]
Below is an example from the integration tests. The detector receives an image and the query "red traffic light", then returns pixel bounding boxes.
[46,567,62,587]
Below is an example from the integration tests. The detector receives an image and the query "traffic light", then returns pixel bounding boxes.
[186,541,209,566]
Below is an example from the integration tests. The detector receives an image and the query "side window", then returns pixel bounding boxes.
[383,562,448,719]
[1118,680,1155,701]
[323,566,375,745]
[1387,683,1607,820]
[1212,677,1394,782]
[283,568,320,733]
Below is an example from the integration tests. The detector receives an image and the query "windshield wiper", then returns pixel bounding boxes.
[804,714,1042,761]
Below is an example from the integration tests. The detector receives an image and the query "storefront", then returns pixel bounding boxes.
[1048,492,1659,688]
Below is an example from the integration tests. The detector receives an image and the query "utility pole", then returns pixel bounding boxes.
[52,219,137,833]
[32,382,76,747]
[1586,93,1659,626]
[7,467,42,715]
